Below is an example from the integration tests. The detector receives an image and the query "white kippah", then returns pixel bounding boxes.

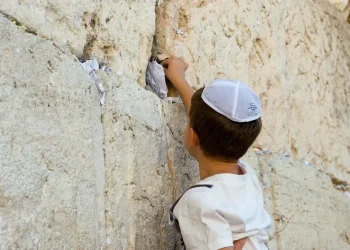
[201,79,261,122]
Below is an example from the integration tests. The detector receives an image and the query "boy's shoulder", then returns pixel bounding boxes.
[183,184,214,202]
[174,185,216,214]
[174,160,262,215]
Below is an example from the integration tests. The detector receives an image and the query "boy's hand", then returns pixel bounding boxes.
[161,56,189,88]
[161,56,193,115]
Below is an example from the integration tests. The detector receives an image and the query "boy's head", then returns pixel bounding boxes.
[184,80,262,162]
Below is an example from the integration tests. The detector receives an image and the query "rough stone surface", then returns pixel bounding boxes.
[1,0,350,249]
[252,153,350,250]
[155,0,350,182]
[328,0,349,11]
[0,0,156,84]
[99,73,198,249]
[0,15,105,249]
[102,75,168,249]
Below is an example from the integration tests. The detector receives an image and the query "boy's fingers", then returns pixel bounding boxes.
[178,57,188,70]
[161,59,170,67]
[161,56,178,67]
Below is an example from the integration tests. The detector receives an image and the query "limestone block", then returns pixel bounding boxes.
[0,15,105,249]
[90,0,156,85]
[163,103,199,200]
[0,0,156,84]
[255,153,350,250]
[101,76,169,249]
[0,0,98,55]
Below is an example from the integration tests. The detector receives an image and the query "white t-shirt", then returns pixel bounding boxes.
[173,160,271,250]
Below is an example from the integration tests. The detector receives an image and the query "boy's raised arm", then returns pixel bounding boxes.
[161,57,193,115]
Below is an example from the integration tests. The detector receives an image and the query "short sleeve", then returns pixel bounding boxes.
[175,191,233,250]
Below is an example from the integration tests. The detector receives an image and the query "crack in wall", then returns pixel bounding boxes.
[0,10,38,36]
[268,163,282,250]
[0,9,80,61]
[81,11,99,61]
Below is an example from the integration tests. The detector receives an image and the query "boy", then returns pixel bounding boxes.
[162,57,272,250]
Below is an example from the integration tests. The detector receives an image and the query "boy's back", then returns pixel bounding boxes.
[173,160,271,250]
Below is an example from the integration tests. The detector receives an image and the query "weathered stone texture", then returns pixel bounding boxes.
[1,0,350,249]
[0,15,105,249]
[248,153,350,250]
[0,0,156,84]
[156,0,350,182]
[99,74,198,249]
[328,0,349,11]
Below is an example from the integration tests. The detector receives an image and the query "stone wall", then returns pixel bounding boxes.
[246,152,350,250]
[0,15,104,248]
[0,0,350,249]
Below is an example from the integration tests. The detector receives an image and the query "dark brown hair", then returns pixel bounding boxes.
[189,87,262,162]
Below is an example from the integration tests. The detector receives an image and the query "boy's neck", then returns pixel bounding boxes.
[197,156,242,180]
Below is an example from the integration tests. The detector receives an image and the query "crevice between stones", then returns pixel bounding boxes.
[80,11,99,62]
[0,9,79,61]
[0,10,38,36]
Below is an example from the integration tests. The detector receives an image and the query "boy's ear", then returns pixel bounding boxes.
[189,128,200,146]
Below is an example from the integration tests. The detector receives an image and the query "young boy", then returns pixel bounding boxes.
[162,57,272,250]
